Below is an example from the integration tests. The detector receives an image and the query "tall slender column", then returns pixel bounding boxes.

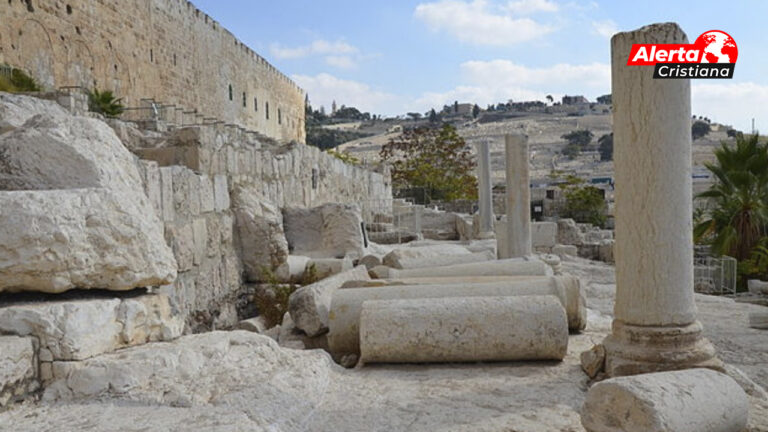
[504,135,531,258]
[603,22,721,376]
[476,139,494,237]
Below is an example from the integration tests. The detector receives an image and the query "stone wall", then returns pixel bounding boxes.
[0,0,305,143]
[130,121,392,329]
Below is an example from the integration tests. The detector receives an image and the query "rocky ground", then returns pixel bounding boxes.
[1,256,766,431]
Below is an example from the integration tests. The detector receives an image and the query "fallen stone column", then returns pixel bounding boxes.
[581,368,748,432]
[359,295,568,363]
[328,275,585,357]
[391,250,495,270]
[382,258,552,279]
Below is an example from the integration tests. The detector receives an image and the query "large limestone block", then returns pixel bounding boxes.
[581,369,748,432]
[231,184,289,282]
[532,221,558,248]
[557,219,584,246]
[0,295,183,361]
[329,275,585,357]
[0,335,38,407]
[748,279,768,295]
[0,92,68,133]
[360,295,568,363]
[283,203,365,259]
[382,244,471,269]
[0,108,176,293]
[43,331,334,427]
[385,258,552,280]
[0,190,176,293]
[289,265,371,337]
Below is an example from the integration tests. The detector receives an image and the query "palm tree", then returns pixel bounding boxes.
[88,89,124,117]
[694,134,768,260]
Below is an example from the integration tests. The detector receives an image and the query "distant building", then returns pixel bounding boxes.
[561,95,590,105]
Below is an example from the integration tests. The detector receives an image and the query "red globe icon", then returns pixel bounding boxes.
[694,30,738,63]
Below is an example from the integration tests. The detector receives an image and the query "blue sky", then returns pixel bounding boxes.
[194,0,768,132]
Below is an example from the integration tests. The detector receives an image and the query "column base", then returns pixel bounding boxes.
[602,320,723,377]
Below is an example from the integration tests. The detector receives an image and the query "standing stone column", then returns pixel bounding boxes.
[504,134,531,258]
[476,139,494,238]
[603,23,721,376]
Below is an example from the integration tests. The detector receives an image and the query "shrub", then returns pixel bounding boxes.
[0,67,40,93]
[562,185,607,227]
[251,264,320,328]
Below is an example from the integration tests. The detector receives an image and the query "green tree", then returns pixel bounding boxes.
[598,133,613,161]
[562,129,594,150]
[694,134,768,261]
[428,108,438,123]
[472,104,480,119]
[88,89,124,117]
[379,124,477,203]
[692,120,711,140]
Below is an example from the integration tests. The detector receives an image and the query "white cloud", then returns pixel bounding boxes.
[271,39,362,68]
[325,55,357,69]
[414,0,555,46]
[270,39,358,59]
[591,19,618,39]
[505,0,559,14]
[692,82,768,133]
[293,73,403,115]
[410,59,610,111]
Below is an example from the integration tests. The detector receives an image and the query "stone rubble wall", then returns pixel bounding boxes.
[132,122,391,330]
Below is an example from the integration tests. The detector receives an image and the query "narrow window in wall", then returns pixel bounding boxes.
[150,49,154,63]
[265,101,269,120]
[311,168,318,190]
[228,84,233,101]
[254,97,258,111]
[66,4,72,14]
[242,92,246,108]
[173,53,177,66]
[278,108,282,125]
[24,0,33,13]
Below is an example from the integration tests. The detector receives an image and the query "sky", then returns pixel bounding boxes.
[193,0,768,133]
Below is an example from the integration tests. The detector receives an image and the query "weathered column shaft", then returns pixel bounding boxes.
[504,135,531,258]
[359,296,568,363]
[603,22,720,376]
[476,139,494,235]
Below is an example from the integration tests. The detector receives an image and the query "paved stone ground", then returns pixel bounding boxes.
[1,257,766,432]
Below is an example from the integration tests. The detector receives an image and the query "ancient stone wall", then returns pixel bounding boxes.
[0,0,305,143]
[130,122,392,329]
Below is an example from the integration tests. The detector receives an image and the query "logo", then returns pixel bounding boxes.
[627,30,738,79]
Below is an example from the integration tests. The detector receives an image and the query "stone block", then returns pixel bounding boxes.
[213,175,230,212]
[0,295,182,361]
[532,221,558,248]
[0,335,38,407]
[359,295,568,363]
[288,265,371,337]
[159,167,175,222]
[231,184,289,282]
[191,218,208,266]
[283,203,365,259]
[199,175,215,213]
[581,369,748,432]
